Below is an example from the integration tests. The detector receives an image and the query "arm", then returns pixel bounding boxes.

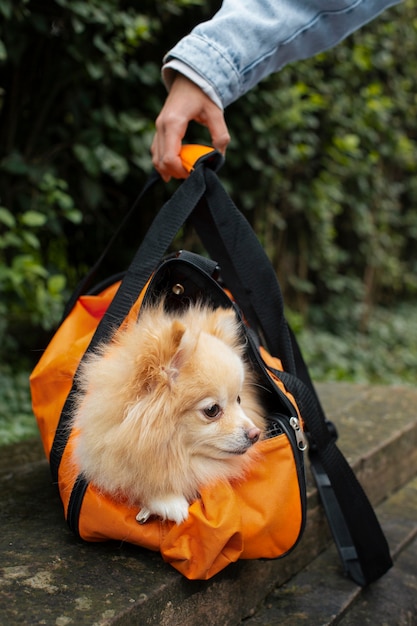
[163,0,402,108]
[152,0,402,179]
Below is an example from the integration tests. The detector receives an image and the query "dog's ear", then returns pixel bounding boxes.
[167,319,188,367]
[209,308,241,348]
[140,320,198,390]
[168,320,197,382]
[135,319,188,391]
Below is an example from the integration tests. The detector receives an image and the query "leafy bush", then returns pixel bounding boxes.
[294,301,417,384]
[0,365,37,444]
[0,0,211,363]
[1,0,416,354]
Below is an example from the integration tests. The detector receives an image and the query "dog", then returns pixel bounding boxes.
[71,300,266,525]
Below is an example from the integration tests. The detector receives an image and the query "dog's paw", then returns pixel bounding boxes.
[152,495,190,524]
[136,507,152,524]
[137,495,189,525]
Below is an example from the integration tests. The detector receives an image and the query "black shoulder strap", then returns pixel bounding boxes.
[53,154,392,585]
[280,325,392,585]
[188,167,392,585]
[61,170,161,320]
[276,363,392,586]
[190,168,296,374]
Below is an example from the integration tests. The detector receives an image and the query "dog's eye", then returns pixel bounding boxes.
[203,404,222,419]
[237,395,241,404]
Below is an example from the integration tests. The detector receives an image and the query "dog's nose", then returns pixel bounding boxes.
[247,427,261,444]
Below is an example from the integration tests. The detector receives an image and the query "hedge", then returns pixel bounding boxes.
[1,0,416,366]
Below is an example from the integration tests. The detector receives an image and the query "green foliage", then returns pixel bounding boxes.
[294,301,417,384]
[0,171,80,334]
[0,365,37,445]
[2,0,416,352]
[0,0,210,364]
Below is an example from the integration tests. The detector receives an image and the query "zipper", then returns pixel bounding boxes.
[266,414,308,462]
[289,416,308,451]
[266,412,308,554]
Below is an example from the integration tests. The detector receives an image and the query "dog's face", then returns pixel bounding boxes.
[173,330,261,458]
[130,305,262,460]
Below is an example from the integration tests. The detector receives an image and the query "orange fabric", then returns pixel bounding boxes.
[30,280,305,580]
[180,144,217,173]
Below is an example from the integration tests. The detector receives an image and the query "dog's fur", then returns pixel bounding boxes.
[71,301,265,524]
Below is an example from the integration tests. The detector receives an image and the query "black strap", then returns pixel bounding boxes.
[61,170,161,320]
[189,169,296,374]
[53,155,392,585]
[261,320,392,585]
[275,366,392,585]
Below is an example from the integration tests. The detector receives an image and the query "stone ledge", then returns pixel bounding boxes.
[243,474,417,625]
[1,382,417,625]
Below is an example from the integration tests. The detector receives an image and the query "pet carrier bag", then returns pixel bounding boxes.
[30,145,392,583]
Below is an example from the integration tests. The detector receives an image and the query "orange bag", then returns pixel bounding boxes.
[30,146,392,584]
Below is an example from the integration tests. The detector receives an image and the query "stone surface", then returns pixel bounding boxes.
[1,383,417,625]
[242,475,417,626]
[0,437,44,473]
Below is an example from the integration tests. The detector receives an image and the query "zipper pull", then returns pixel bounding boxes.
[289,417,308,451]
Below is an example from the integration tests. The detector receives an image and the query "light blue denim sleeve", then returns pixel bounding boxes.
[162,0,402,108]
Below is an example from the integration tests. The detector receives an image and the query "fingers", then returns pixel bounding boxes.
[151,111,189,182]
[204,109,230,157]
[151,74,230,181]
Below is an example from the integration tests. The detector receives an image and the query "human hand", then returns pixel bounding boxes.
[151,73,230,181]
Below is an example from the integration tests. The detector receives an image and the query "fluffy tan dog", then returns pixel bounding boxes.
[72,301,265,524]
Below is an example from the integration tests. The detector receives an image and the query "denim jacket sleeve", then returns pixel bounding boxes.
[162,0,402,109]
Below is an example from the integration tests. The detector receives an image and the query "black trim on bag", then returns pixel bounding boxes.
[67,474,89,536]
[265,413,307,556]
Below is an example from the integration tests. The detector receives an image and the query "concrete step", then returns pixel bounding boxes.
[241,474,417,625]
[1,382,417,625]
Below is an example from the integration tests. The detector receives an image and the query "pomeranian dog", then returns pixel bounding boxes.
[71,300,265,525]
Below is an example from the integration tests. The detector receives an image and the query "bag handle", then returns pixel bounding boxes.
[180,144,222,173]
